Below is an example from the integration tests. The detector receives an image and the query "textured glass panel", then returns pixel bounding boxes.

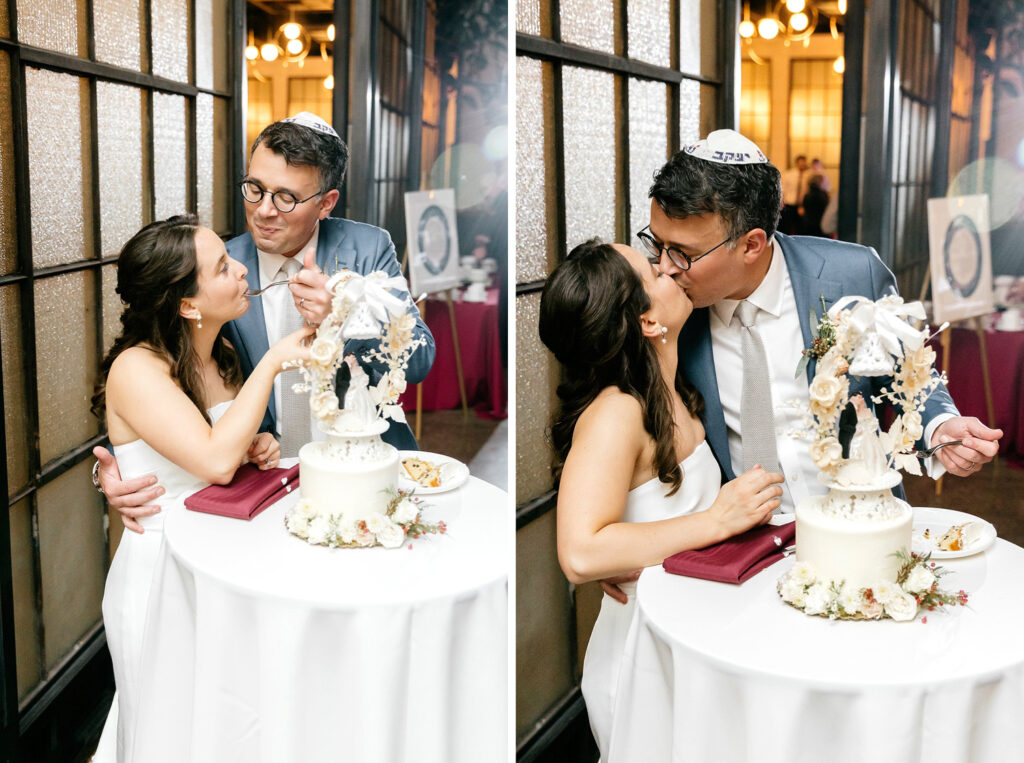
[0,52,16,274]
[516,293,557,503]
[515,511,574,740]
[561,0,614,53]
[629,78,668,248]
[695,81,713,146]
[517,0,552,36]
[0,1,8,37]
[38,460,106,670]
[212,97,229,232]
[94,0,143,70]
[562,66,616,249]
[26,68,93,268]
[1,285,29,495]
[679,0,701,75]
[151,0,189,83]
[10,498,40,700]
[16,0,85,56]
[196,93,214,227]
[97,82,145,258]
[627,0,670,67]
[516,57,554,283]
[102,263,121,352]
[153,92,188,219]
[35,271,98,463]
[195,0,212,89]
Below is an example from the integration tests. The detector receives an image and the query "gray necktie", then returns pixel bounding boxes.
[277,258,307,458]
[736,300,779,473]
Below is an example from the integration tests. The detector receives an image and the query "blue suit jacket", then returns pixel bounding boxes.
[678,233,959,494]
[222,217,436,451]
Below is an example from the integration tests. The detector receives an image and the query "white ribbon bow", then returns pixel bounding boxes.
[326,270,411,322]
[828,295,927,355]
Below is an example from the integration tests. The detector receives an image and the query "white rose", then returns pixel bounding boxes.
[389,369,408,394]
[873,580,900,605]
[901,411,923,442]
[809,375,842,406]
[310,336,339,366]
[391,497,418,525]
[861,597,884,619]
[337,521,357,545]
[365,514,387,534]
[803,582,835,615]
[310,390,340,418]
[378,521,405,549]
[780,576,808,606]
[286,512,310,538]
[790,561,817,586]
[306,515,332,545]
[838,586,864,615]
[903,565,935,594]
[884,591,918,621]
[297,499,318,519]
[810,437,843,470]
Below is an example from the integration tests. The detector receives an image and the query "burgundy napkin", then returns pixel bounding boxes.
[184,463,300,520]
[662,520,796,584]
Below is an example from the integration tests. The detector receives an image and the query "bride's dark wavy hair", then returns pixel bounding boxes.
[91,214,242,423]
[539,239,703,496]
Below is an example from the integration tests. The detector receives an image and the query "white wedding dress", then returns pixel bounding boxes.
[581,439,721,762]
[93,401,231,763]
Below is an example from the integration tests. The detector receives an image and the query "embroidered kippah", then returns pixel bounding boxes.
[282,111,340,139]
[683,129,768,165]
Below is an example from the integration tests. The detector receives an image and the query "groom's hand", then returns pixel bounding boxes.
[930,417,1002,477]
[290,246,331,325]
[599,570,642,605]
[92,446,164,535]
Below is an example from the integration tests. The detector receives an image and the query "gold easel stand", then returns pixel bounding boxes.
[410,287,471,442]
[933,316,997,496]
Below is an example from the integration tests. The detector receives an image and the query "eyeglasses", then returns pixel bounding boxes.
[239,180,322,213]
[636,225,732,271]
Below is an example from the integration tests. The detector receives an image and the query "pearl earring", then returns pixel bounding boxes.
[660,326,668,344]
[195,312,203,329]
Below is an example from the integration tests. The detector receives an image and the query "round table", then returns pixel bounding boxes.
[131,472,508,763]
[608,538,1024,763]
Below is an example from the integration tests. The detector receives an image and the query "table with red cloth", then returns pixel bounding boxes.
[400,287,506,419]
[930,326,1024,464]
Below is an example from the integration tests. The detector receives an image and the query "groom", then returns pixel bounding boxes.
[96,113,435,532]
[602,129,1001,601]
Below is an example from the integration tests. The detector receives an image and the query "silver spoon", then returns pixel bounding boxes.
[244,280,290,297]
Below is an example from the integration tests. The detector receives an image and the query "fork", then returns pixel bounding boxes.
[911,440,963,459]
[244,280,290,297]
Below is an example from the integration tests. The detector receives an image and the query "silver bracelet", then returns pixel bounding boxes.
[91,460,104,494]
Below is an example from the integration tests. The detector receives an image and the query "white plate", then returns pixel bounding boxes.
[398,450,470,494]
[912,506,997,559]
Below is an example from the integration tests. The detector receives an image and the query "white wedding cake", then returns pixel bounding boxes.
[283,270,444,548]
[778,296,965,620]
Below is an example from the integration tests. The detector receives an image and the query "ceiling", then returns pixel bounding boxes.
[247,1,334,14]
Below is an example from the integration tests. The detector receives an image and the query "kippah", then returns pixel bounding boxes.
[281,111,340,140]
[683,129,768,165]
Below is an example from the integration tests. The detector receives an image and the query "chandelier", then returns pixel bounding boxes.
[739,0,845,44]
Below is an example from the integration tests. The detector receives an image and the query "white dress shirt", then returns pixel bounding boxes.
[256,223,325,445]
[710,241,949,513]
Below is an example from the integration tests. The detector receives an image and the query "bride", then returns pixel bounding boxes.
[538,239,784,760]
[90,214,313,761]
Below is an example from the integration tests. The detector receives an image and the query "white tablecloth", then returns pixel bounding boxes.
[132,473,508,763]
[610,539,1024,763]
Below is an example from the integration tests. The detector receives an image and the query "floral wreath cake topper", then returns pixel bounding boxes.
[793,295,948,478]
[287,269,426,431]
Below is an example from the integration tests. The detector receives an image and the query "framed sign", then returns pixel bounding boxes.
[404,189,461,295]
[927,195,993,324]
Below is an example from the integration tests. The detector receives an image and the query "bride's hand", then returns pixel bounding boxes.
[247,432,280,470]
[268,325,316,369]
[709,466,785,537]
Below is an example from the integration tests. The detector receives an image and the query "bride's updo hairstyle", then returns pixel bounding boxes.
[91,214,241,422]
[539,239,702,495]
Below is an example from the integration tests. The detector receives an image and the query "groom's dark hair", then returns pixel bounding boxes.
[250,120,349,193]
[649,150,782,241]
